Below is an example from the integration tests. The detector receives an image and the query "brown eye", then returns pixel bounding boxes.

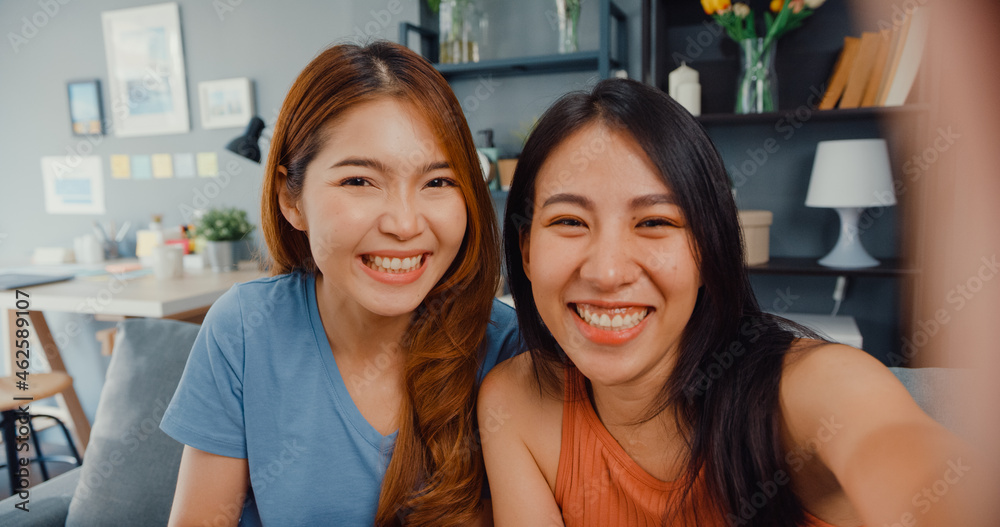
[551,218,584,227]
[637,218,678,228]
[426,177,457,188]
[339,177,371,187]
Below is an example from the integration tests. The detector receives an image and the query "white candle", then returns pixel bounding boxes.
[677,83,702,116]
[668,62,699,100]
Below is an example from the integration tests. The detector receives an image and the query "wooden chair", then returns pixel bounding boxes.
[0,372,82,495]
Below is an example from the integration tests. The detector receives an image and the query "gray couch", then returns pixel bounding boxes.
[0,318,198,526]
[0,317,970,525]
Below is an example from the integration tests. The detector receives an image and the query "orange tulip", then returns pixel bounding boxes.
[770,0,784,12]
[702,0,731,15]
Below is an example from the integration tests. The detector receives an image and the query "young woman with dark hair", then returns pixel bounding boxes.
[161,41,521,526]
[479,78,969,526]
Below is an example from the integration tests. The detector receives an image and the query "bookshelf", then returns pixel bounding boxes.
[400,0,628,81]
[647,0,927,362]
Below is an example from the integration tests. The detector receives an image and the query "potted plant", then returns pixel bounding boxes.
[197,207,255,272]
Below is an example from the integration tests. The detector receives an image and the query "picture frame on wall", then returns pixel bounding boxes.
[198,78,255,129]
[101,2,190,137]
[67,80,104,136]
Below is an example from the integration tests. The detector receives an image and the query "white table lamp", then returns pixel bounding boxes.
[805,139,896,268]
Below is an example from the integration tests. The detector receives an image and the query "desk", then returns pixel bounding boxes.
[0,265,266,454]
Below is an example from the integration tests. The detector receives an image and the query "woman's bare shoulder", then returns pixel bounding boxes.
[479,352,565,488]
[481,352,564,408]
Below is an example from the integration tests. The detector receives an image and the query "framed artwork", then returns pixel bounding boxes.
[67,80,104,136]
[198,77,254,129]
[101,2,190,137]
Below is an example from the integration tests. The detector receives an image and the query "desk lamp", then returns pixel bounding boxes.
[805,139,896,268]
[225,116,265,163]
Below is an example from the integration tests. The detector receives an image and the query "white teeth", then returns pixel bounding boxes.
[364,255,423,274]
[575,304,648,331]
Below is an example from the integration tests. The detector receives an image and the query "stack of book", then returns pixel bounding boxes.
[818,7,929,110]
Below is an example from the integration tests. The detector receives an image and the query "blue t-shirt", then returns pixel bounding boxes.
[160,272,522,525]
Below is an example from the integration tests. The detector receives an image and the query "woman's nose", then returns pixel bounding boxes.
[379,191,425,241]
[578,231,640,292]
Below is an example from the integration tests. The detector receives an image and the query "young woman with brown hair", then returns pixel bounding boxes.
[160,41,521,526]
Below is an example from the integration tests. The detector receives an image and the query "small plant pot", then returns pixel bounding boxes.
[204,240,238,272]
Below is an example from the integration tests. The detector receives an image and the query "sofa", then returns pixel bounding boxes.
[0,317,970,526]
[0,318,198,526]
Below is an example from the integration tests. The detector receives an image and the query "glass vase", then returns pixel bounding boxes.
[439,0,485,64]
[555,0,581,54]
[736,38,777,114]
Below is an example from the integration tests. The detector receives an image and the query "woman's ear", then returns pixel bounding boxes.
[276,166,306,232]
[519,228,531,282]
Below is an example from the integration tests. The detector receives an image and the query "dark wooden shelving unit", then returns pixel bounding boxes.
[747,257,917,278]
[697,104,931,126]
[644,0,929,361]
[433,51,625,81]
[400,0,628,81]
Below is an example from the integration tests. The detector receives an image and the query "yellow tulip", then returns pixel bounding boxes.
[770,0,784,12]
[701,0,731,15]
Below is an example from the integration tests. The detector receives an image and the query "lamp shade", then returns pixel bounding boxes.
[225,116,265,163]
[805,139,896,208]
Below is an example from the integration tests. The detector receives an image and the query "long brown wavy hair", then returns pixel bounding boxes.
[259,41,500,526]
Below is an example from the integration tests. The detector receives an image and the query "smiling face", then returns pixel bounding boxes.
[279,97,467,318]
[522,123,702,388]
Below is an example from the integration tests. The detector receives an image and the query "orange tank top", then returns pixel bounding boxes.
[554,366,848,527]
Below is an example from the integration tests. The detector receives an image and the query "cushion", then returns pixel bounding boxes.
[0,469,80,526]
[65,318,199,527]
[889,366,972,437]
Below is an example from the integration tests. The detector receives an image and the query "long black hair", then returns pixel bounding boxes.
[503,78,821,526]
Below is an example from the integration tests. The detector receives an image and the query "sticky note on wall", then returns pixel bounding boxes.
[110,155,131,179]
[152,154,173,178]
[131,155,152,180]
[196,152,218,177]
[174,153,195,178]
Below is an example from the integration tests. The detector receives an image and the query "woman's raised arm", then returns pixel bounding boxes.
[781,343,978,526]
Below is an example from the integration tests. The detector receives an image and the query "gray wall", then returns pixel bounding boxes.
[0,0,641,420]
